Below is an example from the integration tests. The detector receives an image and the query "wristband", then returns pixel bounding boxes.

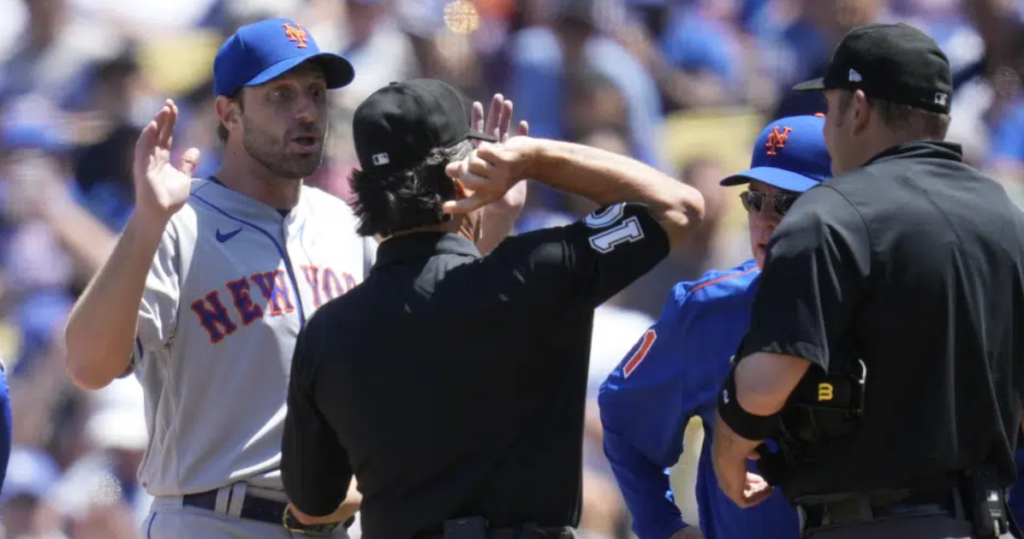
[717,367,781,441]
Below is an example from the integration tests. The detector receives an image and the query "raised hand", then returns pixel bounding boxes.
[469,94,531,254]
[444,137,538,215]
[472,93,529,143]
[133,99,200,226]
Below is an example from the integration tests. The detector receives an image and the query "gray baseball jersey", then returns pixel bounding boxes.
[131,178,374,497]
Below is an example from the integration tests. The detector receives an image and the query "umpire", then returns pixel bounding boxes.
[279,79,704,539]
[709,22,1024,539]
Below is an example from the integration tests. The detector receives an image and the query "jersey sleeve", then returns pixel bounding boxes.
[739,186,871,373]
[282,321,353,517]
[487,202,670,310]
[598,287,716,539]
[134,225,182,361]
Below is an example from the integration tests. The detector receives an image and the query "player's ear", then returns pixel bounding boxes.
[215,94,242,129]
[852,90,872,135]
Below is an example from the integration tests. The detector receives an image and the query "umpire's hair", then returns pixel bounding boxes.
[838,90,950,140]
[350,139,475,237]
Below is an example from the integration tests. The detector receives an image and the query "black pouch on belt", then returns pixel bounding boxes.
[960,468,1009,538]
[444,517,489,539]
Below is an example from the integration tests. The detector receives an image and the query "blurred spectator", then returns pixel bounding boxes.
[564,70,630,144]
[0,104,78,378]
[0,0,125,108]
[618,0,747,112]
[1,446,61,539]
[313,0,420,116]
[70,124,138,236]
[769,0,890,119]
[509,0,666,170]
[42,377,150,537]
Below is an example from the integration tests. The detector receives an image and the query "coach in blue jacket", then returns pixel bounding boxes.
[598,115,831,539]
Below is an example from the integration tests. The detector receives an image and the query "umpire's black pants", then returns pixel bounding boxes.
[804,515,1016,539]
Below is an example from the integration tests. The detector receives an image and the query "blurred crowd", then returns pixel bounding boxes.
[1,0,1024,538]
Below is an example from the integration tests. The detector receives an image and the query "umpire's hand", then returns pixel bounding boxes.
[444,137,540,215]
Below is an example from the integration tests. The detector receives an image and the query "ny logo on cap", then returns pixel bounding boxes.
[282,23,309,48]
[765,126,792,156]
[849,69,863,82]
[934,92,948,106]
[372,153,390,166]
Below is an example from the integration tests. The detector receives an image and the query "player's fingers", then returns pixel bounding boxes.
[745,472,767,487]
[169,101,180,149]
[445,157,470,182]
[135,120,159,160]
[498,99,513,141]
[472,101,484,132]
[451,168,493,192]
[178,147,202,178]
[484,94,503,136]
[467,153,495,177]
[517,120,530,138]
[157,100,176,149]
[442,192,490,215]
[744,484,774,507]
[475,142,506,165]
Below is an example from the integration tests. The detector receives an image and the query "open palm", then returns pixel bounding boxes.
[133,99,200,222]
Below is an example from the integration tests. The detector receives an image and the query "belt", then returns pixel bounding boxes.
[416,524,575,539]
[798,487,962,534]
[183,489,288,526]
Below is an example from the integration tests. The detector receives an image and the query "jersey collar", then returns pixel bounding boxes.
[863,141,964,168]
[373,232,480,269]
[196,176,309,223]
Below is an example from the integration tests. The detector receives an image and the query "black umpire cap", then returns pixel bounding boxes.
[793,22,953,114]
[352,79,497,174]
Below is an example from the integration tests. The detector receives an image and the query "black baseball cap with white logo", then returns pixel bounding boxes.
[793,22,953,114]
[352,79,497,173]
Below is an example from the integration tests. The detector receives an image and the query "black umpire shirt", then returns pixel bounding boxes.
[739,141,1024,500]
[282,202,670,539]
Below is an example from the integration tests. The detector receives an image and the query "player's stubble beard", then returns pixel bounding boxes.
[241,115,326,180]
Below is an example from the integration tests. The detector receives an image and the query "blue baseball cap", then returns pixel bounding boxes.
[719,115,831,193]
[213,18,355,98]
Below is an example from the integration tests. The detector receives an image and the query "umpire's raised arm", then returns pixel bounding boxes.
[445,137,705,249]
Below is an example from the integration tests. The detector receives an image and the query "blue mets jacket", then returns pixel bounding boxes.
[598,259,800,539]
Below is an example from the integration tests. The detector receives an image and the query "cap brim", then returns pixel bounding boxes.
[246,52,355,91]
[792,77,826,92]
[466,129,498,143]
[719,166,823,192]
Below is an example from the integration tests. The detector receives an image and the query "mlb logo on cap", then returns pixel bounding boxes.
[213,18,355,98]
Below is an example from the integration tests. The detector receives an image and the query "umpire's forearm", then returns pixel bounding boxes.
[64,212,165,390]
[525,140,704,248]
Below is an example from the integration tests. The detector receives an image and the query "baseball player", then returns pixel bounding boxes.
[62,18,524,539]
[597,115,831,539]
